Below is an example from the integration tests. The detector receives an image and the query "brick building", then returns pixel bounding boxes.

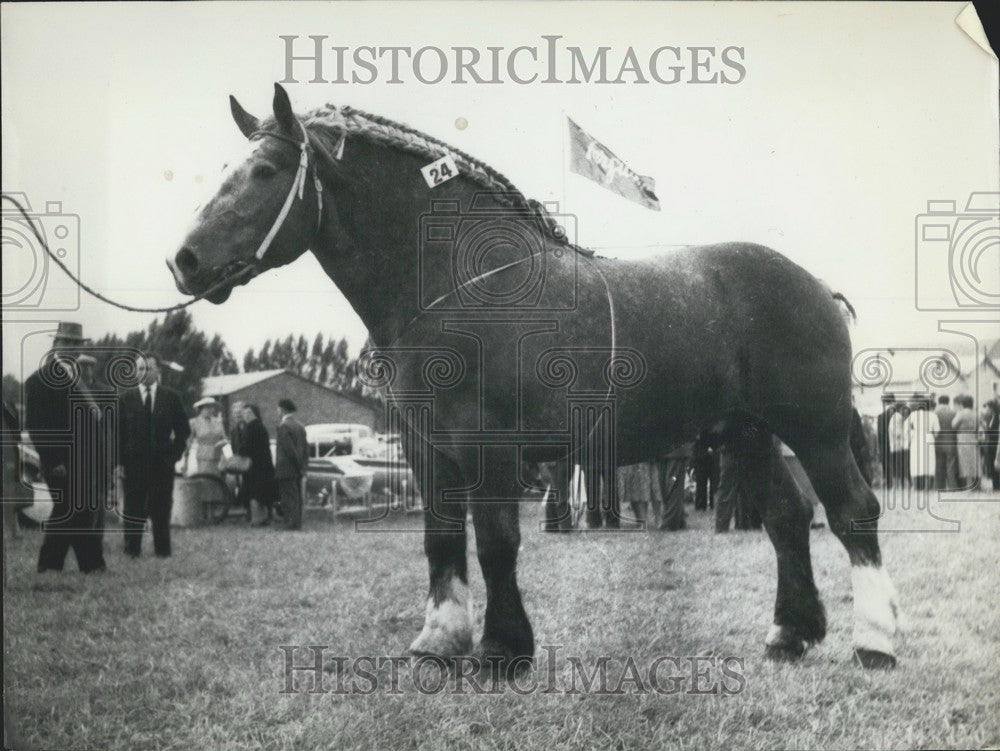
[200,369,380,435]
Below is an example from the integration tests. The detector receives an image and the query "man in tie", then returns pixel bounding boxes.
[117,352,191,558]
[23,322,109,573]
[274,399,309,530]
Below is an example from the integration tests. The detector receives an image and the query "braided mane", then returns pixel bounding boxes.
[302,104,589,254]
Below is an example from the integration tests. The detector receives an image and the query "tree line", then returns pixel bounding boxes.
[242,333,382,406]
[243,334,356,393]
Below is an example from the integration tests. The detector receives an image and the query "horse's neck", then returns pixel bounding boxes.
[309,227,407,346]
[313,143,499,346]
[311,174,428,345]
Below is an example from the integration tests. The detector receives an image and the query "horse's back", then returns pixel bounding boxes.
[592,242,854,453]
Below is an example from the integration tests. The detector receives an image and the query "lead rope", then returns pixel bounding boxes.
[0,120,324,314]
[0,193,255,313]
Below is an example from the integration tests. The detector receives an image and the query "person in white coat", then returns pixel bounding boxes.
[905,399,940,490]
[184,398,227,477]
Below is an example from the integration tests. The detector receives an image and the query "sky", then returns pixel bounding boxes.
[2,1,998,389]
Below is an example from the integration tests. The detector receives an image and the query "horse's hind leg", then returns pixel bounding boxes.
[470,450,534,670]
[795,440,902,668]
[735,427,827,659]
[409,450,473,658]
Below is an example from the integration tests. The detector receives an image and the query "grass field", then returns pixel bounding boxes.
[4,491,999,751]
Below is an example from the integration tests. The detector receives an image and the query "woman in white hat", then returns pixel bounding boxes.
[184,397,228,477]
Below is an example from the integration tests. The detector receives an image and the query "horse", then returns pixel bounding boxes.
[167,83,903,670]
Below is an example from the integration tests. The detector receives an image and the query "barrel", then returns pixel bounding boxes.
[171,476,214,527]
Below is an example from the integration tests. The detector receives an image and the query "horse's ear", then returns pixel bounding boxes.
[230,96,259,139]
[272,83,297,133]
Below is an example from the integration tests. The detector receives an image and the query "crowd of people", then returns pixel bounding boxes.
[541,392,1000,535]
[193,397,309,529]
[540,436,769,535]
[875,394,1000,492]
[2,322,310,577]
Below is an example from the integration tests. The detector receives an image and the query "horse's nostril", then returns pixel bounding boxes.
[176,247,200,275]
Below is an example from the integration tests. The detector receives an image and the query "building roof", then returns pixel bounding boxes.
[201,368,377,412]
[201,369,287,396]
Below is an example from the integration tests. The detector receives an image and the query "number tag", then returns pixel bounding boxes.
[421,154,459,188]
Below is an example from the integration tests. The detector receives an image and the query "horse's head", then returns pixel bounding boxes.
[168,84,330,303]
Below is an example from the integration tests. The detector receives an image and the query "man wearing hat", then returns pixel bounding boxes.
[23,322,109,573]
[117,352,190,558]
[274,398,308,530]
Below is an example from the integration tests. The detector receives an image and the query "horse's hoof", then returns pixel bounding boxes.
[473,639,534,680]
[408,615,473,658]
[764,624,812,661]
[764,641,807,662]
[409,583,474,658]
[853,648,897,670]
[409,630,473,659]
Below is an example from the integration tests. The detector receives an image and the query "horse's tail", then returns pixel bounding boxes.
[832,291,857,323]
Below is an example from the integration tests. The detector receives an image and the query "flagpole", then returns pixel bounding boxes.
[560,108,567,213]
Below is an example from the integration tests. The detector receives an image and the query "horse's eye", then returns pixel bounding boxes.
[251,163,277,179]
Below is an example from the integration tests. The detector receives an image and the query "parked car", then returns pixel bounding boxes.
[304,423,374,458]
[17,437,51,526]
[354,433,405,463]
[305,454,375,509]
[348,433,417,502]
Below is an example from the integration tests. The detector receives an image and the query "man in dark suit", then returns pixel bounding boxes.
[117,352,190,558]
[24,322,109,573]
[274,398,309,530]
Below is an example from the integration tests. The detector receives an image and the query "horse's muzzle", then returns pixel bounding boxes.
[165,257,192,295]
[206,286,232,304]
[167,251,254,304]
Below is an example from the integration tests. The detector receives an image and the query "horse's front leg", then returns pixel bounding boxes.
[409,452,473,657]
[470,453,534,670]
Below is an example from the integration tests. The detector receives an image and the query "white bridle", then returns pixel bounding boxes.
[249,119,326,261]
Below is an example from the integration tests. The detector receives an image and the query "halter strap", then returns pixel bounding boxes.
[248,120,324,261]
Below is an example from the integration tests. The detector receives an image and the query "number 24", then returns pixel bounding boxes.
[429,162,453,184]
